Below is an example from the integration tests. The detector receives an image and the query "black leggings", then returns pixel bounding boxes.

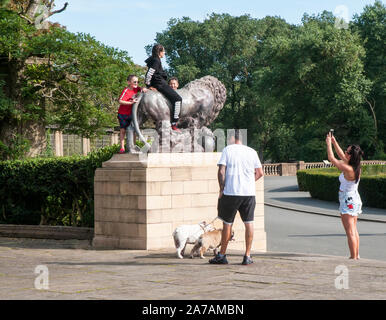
[155,83,182,123]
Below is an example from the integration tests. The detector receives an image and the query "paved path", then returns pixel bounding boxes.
[0,237,386,300]
[0,176,385,300]
[265,201,386,261]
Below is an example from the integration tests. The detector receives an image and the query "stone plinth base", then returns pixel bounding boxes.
[93,153,266,252]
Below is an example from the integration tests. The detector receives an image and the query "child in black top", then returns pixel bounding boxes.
[145,44,182,131]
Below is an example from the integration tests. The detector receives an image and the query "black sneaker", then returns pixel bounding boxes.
[242,255,253,265]
[209,254,228,264]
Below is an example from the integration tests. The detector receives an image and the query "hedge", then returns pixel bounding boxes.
[297,165,386,209]
[0,145,120,227]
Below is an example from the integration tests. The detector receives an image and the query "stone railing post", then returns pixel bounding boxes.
[54,130,63,157]
[82,137,91,156]
[280,163,298,176]
[298,161,306,171]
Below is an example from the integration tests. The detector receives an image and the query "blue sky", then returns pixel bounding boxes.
[50,0,380,66]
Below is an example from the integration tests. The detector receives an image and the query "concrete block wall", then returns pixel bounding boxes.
[93,153,266,253]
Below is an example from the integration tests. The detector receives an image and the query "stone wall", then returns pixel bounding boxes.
[93,153,266,253]
[49,130,119,157]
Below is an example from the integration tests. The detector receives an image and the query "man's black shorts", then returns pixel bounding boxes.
[217,195,256,224]
[117,114,132,129]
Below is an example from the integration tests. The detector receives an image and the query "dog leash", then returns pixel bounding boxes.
[179,218,219,239]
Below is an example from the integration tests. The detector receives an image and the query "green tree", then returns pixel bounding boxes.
[352,0,386,158]
[148,11,375,162]
[255,11,373,161]
[148,13,293,160]
[0,0,143,160]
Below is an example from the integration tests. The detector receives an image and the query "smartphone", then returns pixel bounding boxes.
[330,129,334,136]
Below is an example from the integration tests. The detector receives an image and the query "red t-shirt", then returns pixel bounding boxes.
[118,86,141,116]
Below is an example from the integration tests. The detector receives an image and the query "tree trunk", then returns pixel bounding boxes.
[0,0,68,159]
[0,119,46,158]
[1,58,47,159]
[25,0,43,20]
[24,121,47,157]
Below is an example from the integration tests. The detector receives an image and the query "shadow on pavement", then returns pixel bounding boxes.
[269,197,337,209]
[43,260,203,267]
[0,238,92,250]
[250,252,322,258]
[266,186,299,193]
[288,233,386,238]
[39,252,328,267]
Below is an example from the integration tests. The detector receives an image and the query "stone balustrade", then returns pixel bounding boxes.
[263,160,386,176]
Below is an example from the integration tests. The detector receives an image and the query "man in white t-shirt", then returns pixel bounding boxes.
[209,130,264,265]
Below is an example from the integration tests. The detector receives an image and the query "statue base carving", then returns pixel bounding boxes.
[135,123,216,154]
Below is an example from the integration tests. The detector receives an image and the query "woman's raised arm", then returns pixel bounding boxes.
[326,133,351,172]
[332,136,348,161]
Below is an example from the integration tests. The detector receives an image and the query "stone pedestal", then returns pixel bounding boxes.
[93,153,266,252]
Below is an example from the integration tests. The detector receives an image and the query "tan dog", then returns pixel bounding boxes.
[190,229,235,259]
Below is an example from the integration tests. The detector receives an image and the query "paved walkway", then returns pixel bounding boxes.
[1,237,386,300]
[0,176,385,300]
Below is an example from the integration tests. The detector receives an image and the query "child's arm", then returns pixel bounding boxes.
[119,99,134,105]
[118,88,136,105]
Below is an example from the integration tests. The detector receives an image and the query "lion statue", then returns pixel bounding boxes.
[130,75,227,153]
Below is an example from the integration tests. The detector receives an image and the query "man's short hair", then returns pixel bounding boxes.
[127,74,137,82]
[234,129,242,141]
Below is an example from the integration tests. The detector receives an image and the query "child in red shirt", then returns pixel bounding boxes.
[118,75,147,153]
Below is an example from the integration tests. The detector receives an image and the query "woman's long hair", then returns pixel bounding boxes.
[348,144,364,183]
[152,44,164,58]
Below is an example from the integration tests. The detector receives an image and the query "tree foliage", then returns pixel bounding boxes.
[149,14,293,160]
[1,1,384,162]
[0,144,120,227]
[256,11,373,161]
[352,0,386,157]
[149,7,384,161]
[0,0,143,160]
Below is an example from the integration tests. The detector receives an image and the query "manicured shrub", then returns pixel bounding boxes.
[0,145,119,227]
[297,165,386,209]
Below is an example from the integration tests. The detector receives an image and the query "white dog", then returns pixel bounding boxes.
[172,221,215,259]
